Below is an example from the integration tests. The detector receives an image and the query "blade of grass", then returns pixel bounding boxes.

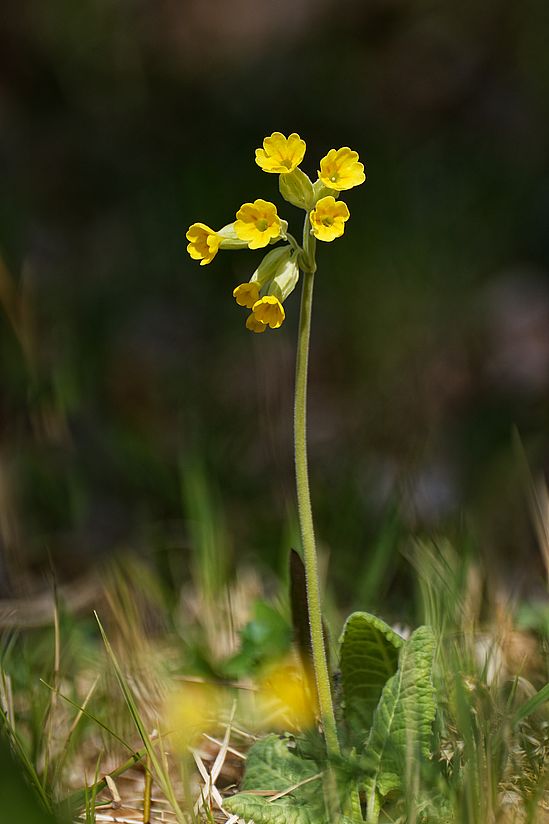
[0,667,14,729]
[143,753,152,824]
[40,678,134,753]
[42,580,61,789]
[512,681,549,726]
[85,751,103,824]
[94,612,187,823]
[51,674,100,789]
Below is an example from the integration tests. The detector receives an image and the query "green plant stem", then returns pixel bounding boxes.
[295,261,348,822]
[296,220,365,821]
[294,254,339,762]
[366,787,380,824]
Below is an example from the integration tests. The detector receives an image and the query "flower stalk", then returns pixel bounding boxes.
[294,263,340,760]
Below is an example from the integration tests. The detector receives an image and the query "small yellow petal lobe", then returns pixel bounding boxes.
[233,282,260,309]
[246,314,268,333]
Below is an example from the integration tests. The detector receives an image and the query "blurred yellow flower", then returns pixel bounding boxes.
[186,223,221,265]
[255,132,306,174]
[310,196,350,242]
[233,282,260,309]
[165,682,221,753]
[318,147,365,191]
[246,314,267,333]
[252,295,285,329]
[255,657,316,731]
[235,199,282,250]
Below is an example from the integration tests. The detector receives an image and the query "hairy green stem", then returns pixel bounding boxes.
[295,216,366,822]
[294,263,339,762]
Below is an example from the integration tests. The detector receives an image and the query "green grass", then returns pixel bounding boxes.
[2,477,549,822]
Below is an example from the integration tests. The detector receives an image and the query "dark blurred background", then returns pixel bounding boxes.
[1,0,549,613]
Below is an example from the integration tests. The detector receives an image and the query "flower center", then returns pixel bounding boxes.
[255,218,269,231]
[322,217,334,227]
[281,159,292,169]
[330,175,338,183]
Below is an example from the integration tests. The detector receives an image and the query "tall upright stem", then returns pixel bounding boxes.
[294,265,340,762]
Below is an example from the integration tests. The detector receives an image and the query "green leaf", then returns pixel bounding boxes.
[364,625,436,800]
[512,680,549,726]
[225,793,358,824]
[290,549,314,673]
[241,734,320,791]
[224,734,327,824]
[289,550,332,680]
[225,793,321,824]
[339,612,403,740]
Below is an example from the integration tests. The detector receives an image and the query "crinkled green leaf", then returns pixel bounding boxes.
[240,734,319,791]
[224,793,323,824]
[339,612,403,740]
[224,734,328,824]
[364,625,436,799]
[224,793,357,824]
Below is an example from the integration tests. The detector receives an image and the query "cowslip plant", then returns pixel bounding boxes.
[186,131,365,760]
[186,135,437,822]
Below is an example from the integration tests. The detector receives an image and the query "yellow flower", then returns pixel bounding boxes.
[318,147,365,191]
[164,683,221,752]
[186,223,222,265]
[234,199,283,250]
[186,222,251,265]
[246,313,267,333]
[310,196,350,241]
[254,656,316,732]
[233,282,260,309]
[252,295,285,329]
[255,132,306,174]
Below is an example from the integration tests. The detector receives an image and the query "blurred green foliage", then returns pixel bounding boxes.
[225,601,292,678]
[0,733,57,823]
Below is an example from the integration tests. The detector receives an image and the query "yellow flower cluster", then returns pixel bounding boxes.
[186,132,365,331]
